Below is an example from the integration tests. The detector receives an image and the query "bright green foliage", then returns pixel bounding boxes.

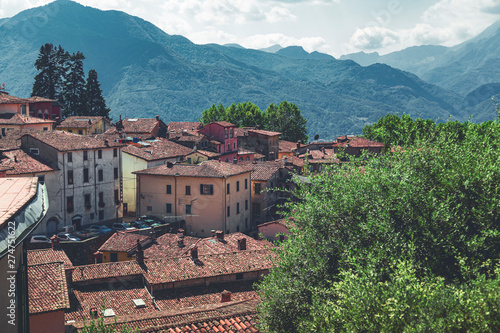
[258,121,500,332]
[81,301,138,333]
[265,101,308,143]
[200,101,308,142]
[85,69,110,118]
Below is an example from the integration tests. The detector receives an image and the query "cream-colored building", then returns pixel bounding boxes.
[134,160,252,237]
[55,116,113,135]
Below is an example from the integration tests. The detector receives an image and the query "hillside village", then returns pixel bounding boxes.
[0,90,386,333]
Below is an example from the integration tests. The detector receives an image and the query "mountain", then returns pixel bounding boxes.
[341,20,500,113]
[0,0,466,138]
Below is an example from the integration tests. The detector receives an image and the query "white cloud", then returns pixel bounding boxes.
[242,33,330,53]
[349,26,399,50]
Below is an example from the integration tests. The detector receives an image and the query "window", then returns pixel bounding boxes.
[245,200,248,210]
[166,185,172,194]
[67,196,73,212]
[68,130,72,133]
[113,148,117,157]
[83,151,88,161]
[110,253,118,262]
[246,156,250,161]
[166,203,172,213]
[99,192,104,207]
[43,127,48,131]
[185,185,191,195]
[84,194,91,209]
[200,184,214,195]
[227,144,230,151]
[67,152,72,162]
[187,157,192,164]
[99,209,104,220]
[230,128,234,138]
[227,206,230,217]
[78,130,83,135]
[245,179,248,189]
[83,168,89,183]
[185,204,192,215]
[29,148,39,155]
[98,169,103,182]
[147,205,152,212]
[254,183,261,194]
[234,142,236,150]
[98,149,102,159]
[67,170,73,185]
[237,202,240,214]
[236,181,240,192]
[227,183,231,194]
[114,189,119,203]
[224,128,228,139]
[114,167,118,180]
[1,128,5,136]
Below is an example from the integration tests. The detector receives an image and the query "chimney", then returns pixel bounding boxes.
[296,140,301,149]
[155,115,160,121]
[136,239,144,264]
[166,161,174,168]
[177,238,184,247]
[93,251,103,264]
[221,290,231,303]
[104,139,109,147]
[88,119,92,125]
[216,230,224,241]
[190,246,198,259]
[237,238,247,251]
[50,235,60,250]
[177,228,184,238]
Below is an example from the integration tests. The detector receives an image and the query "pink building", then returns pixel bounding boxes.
[198,121,238,162]
[27,96,61,120]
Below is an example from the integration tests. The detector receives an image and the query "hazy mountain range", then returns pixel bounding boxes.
[1,0,499,138]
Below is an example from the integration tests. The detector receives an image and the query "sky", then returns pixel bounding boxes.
[2,0,500,57]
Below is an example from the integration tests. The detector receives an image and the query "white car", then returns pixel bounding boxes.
[56,232,80,242]
[30,235,51,243]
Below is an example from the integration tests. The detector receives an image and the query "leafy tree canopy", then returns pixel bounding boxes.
[200,101,308,143]
[258,120,500,332]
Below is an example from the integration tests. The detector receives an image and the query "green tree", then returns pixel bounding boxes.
[265,101,308,143]
[63,51,86,117]
[32,43,68,101]
[258,121,500,332]
[200,103,226,123]
[85,69,110,118]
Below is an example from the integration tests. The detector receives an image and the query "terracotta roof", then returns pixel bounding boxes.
[144,233,272,259]
[168,122,203,133]
[279,140,296,152]
[72,249,276,285]
[258,218,296,230]
[174,134,206,142]
[134,160,252,178]
[193,150,221,158]
[0,149,55,175]
[234,127,254,138]
[210,121,235,127]
[98,231,153,253]
[121,118,161,134]
[166,314,260,333]
[27,248,74,270]
[26,96,58,103]
[283,156,305,168]
[28,262,70,314]
[247,129,281,137]
[333,136,385,148]
[0,129,24,151]
[0,177,38,228]
[0,92,28,104]
[0,113,55,125]
[56,116,107,129]
[241,161,283,181]
[123,139,192,161]
[23,131,116,151]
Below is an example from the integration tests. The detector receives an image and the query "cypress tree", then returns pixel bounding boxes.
[32,43,67,100]
[85,69,110,118]
[62,51,86,117]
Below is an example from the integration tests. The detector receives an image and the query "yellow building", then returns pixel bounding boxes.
[98,231,154,263]
[185,149,221,164]
[55,116,113,135]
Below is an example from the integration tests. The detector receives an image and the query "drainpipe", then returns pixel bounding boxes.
[94,150,97,224]
[224,177,227,234]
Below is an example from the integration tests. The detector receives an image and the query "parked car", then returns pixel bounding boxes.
[30,235,51,243]
[112,223,136,231]
[56,232,80,242]
[89,225,112,234]
[131,221,150,229]
[73,230,98,239]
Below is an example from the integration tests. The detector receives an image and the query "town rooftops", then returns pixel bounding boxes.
[167,121,203,133]
[192,149,221,158]
[22,131,122,151]
[98,231,154,253]
[333,136,385,148]
[0,177,38,228]
[133,160,253,178]
[279,140,297,152]
[26,96,59,103]
[27,248,74,270]
[0,91,28,104]
[0,113,55,125]
[122,139,192,161]
[209,121,235,127]
[72,249,275,285]
[0,149,55,175]
[248,128,281,137]
[114,117,164,134]
[56,116,109,129]
[28,262,70,314]
[242,161,284,181]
